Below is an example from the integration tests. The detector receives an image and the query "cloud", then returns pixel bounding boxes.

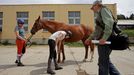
[103,0,134,17]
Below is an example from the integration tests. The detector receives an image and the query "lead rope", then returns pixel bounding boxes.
[68,46,88,75]
[68,46,81,70]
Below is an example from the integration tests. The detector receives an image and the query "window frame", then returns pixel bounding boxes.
[68,11,81,25]
[0,12,3,32]
[16,12,29,31]
[42,11,55,32]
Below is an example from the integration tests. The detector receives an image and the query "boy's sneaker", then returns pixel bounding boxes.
[15,60,18,64]
[17,62,24,66]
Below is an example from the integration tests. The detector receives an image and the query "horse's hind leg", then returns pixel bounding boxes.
[57,52,61,63]
[82,40,95,62]
[89,43,95,62]
[83,45,89,62]
[82,40,89,62]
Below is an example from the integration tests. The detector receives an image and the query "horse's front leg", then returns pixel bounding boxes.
[61,42,65,63]
[57,41,62,63]
[57,52,61,63]
[57,41,65,63]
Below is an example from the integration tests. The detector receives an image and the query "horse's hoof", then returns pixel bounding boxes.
[61,60,64,63]
[89,60,93,62]
[57,61,61,63]
[83,59,87,62]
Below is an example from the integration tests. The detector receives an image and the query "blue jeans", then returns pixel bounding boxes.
[98,45,120,75]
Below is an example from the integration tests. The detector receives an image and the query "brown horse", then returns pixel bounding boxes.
[30,16,94,63]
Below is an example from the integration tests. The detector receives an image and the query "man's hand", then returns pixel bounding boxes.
[84,39,92,46]
[99,39,107,45]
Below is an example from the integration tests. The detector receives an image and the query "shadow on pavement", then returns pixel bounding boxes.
[29,60,88,75]
[0,64,16,70]
[30,67,48,75]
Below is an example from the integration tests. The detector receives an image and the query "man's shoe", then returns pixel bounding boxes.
[15,60,18,64]
[47,69,55,74]
[17,62,24,66]
[55,66,63,70]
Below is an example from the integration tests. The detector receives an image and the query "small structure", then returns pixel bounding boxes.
[117,20,134,29]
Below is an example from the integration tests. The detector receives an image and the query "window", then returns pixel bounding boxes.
[0,12,3,32]
[68,11,80,25]
[42,11,55,31]
[17,12,29,31]
[42,11,55,20]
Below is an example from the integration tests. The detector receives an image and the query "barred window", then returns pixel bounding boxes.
[17,12,29,31]
[68,11,80,25]
[42,11,55,20]
[0,12,3,32]
[42,11,55,31]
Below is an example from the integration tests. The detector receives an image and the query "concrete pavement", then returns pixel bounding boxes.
[0,45,134,75]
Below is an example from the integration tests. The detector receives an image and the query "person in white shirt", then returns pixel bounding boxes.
[47,30,72,74]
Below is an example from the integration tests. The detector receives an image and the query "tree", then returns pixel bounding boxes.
[129,13,134,20]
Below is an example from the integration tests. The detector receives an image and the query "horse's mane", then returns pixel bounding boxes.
[42,19,66,26]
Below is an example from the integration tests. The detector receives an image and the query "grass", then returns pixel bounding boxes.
[65,42,84,47]
[65,29,134,47]
[122,29,134,37]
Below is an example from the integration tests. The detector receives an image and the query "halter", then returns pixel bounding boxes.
[26,35,33,47]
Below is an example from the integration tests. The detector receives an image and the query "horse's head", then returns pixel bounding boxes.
[31,16,43,35]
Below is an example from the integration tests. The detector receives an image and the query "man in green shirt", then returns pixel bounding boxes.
[85,1,120,75]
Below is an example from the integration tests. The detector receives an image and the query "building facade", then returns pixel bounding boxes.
[0,4,117,44]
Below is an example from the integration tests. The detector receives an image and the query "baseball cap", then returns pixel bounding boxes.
[91,1,102,9]
[17,19,25,24]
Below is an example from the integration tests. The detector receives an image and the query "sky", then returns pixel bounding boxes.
[0,0,133,17]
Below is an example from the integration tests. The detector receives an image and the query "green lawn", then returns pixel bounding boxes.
[65,29,134,47]
[122,29,134,37]
[65,42,84,47]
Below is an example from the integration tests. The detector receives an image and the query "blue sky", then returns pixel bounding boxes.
[0,0,133,17]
